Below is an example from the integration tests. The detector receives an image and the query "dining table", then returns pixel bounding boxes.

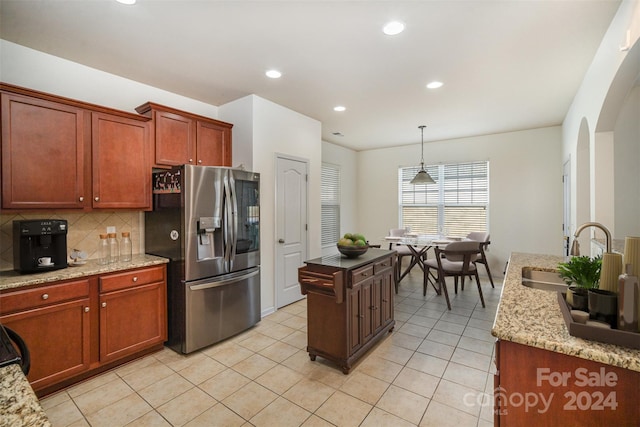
[383,235,456,294]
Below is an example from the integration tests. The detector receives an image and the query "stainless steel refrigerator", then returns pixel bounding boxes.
[145,165,260,354]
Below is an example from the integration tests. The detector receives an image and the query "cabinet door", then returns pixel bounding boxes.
[154,110,195,166]
[99,281,166,363]
[0,298,91,392]
[92,113,151,209]
[1,93,88,209]
[347,285,363,355]
[362,279,378,343]
[196,119,232,166]
[379,268,394,327]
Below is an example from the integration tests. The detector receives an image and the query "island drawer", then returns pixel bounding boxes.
[373,257,393,274]
[299,267,345,304]
[350,265,374,286]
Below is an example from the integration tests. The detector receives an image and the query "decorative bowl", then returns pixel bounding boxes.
[337,244,368,258]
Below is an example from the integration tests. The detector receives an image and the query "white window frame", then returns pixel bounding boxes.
[321,162,341,248]
[398,161,489,237]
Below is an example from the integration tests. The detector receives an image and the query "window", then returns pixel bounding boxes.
[399,161,489,237]
[321,163,341,247]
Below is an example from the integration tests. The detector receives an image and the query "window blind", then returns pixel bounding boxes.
[399,161,489,237]
[321,163,341,247]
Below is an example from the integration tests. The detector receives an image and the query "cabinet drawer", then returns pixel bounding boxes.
[0,279,90,314]
[100,266,165,293]
[351,265,374,287]
[299,267,344,304]
[373,256,393,274]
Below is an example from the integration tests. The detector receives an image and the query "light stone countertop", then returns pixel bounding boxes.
[0,254,168,292]
[492,252,640,372]
[0,364,51,427]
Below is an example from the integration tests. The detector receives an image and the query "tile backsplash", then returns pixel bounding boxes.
[0,211,143,271]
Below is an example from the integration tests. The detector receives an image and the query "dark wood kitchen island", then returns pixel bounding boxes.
[298,248,396,374]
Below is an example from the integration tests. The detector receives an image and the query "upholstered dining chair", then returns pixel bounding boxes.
[423,240,486,310]
[466,231,495,288]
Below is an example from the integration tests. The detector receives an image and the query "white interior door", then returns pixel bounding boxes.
[275,155,308,308]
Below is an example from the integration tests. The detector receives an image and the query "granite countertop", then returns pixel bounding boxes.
[0,364,51,427]
[304,248,395,271]
[492,252,640,372]
[0,254,169,292]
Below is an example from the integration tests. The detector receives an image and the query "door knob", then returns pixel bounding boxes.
[278,239,285,244]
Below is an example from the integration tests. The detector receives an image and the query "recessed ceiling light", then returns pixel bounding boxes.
[383,21,405,36]
[426,81,444,89]
[333,106,346,112]
[265,69,282,79]
[116,0,136,4]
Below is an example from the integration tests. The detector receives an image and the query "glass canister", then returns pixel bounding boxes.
[120,232,132,262]
[98,233,110,265]
[108,232,119,263]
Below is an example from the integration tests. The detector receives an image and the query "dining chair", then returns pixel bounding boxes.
[423,240,485,310]
[466,231,495,288]
[388,228,418,290]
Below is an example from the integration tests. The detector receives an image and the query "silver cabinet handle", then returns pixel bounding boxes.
[94,197,100,202]
[41,293,49,300]
[198,159,202,164]
[84,307,90,313]
[79,196,84,202]
[189,158,193,163]
[132,276,138,282]
[101,302,107,308]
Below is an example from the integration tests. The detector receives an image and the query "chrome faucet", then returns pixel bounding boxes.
[570,222,612,255]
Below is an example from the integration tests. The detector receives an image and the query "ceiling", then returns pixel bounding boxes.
[0,0,622,151]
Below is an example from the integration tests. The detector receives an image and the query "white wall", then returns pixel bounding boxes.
[614,86,640,237]
[562,1,640,240]
[0,40,219,118]
[356,126,564,279]
[321,141,358,256]
[221,96,322,315]
[218,95,254,170]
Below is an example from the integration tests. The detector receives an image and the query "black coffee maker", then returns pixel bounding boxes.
[13,220,68,274]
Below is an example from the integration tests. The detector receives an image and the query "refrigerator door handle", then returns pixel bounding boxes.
[188,268,260,291]
[227,171,238,267]
[223,171,233,269]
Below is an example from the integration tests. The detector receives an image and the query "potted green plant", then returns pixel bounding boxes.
[557,255,602,311]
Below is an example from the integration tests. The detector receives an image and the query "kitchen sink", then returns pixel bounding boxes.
[521,267,568,292]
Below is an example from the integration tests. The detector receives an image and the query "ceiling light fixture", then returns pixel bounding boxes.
[265,69,282,79]
[116,0,136,4]
[383,21,405,36]
[333,106,346,112]
[426,81,443,89]
[410,125,435,184]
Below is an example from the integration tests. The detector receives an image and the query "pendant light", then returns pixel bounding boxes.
[410,125,435,184]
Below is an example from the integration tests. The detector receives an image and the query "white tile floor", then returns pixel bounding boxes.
[40,268,500,426]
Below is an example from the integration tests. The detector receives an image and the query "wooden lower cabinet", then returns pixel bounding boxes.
[495,340,640,426]
[0,279,91,392]
[299,250,395,374]
[99,267,167,363]
[0,265,167,396]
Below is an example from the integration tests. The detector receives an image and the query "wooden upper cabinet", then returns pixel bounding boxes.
[154,110,195,165]
[1,92,89,209]
[1,83,152,211]
[197,119,232,167]
[91,113,151,210]
[136,102,232,167]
